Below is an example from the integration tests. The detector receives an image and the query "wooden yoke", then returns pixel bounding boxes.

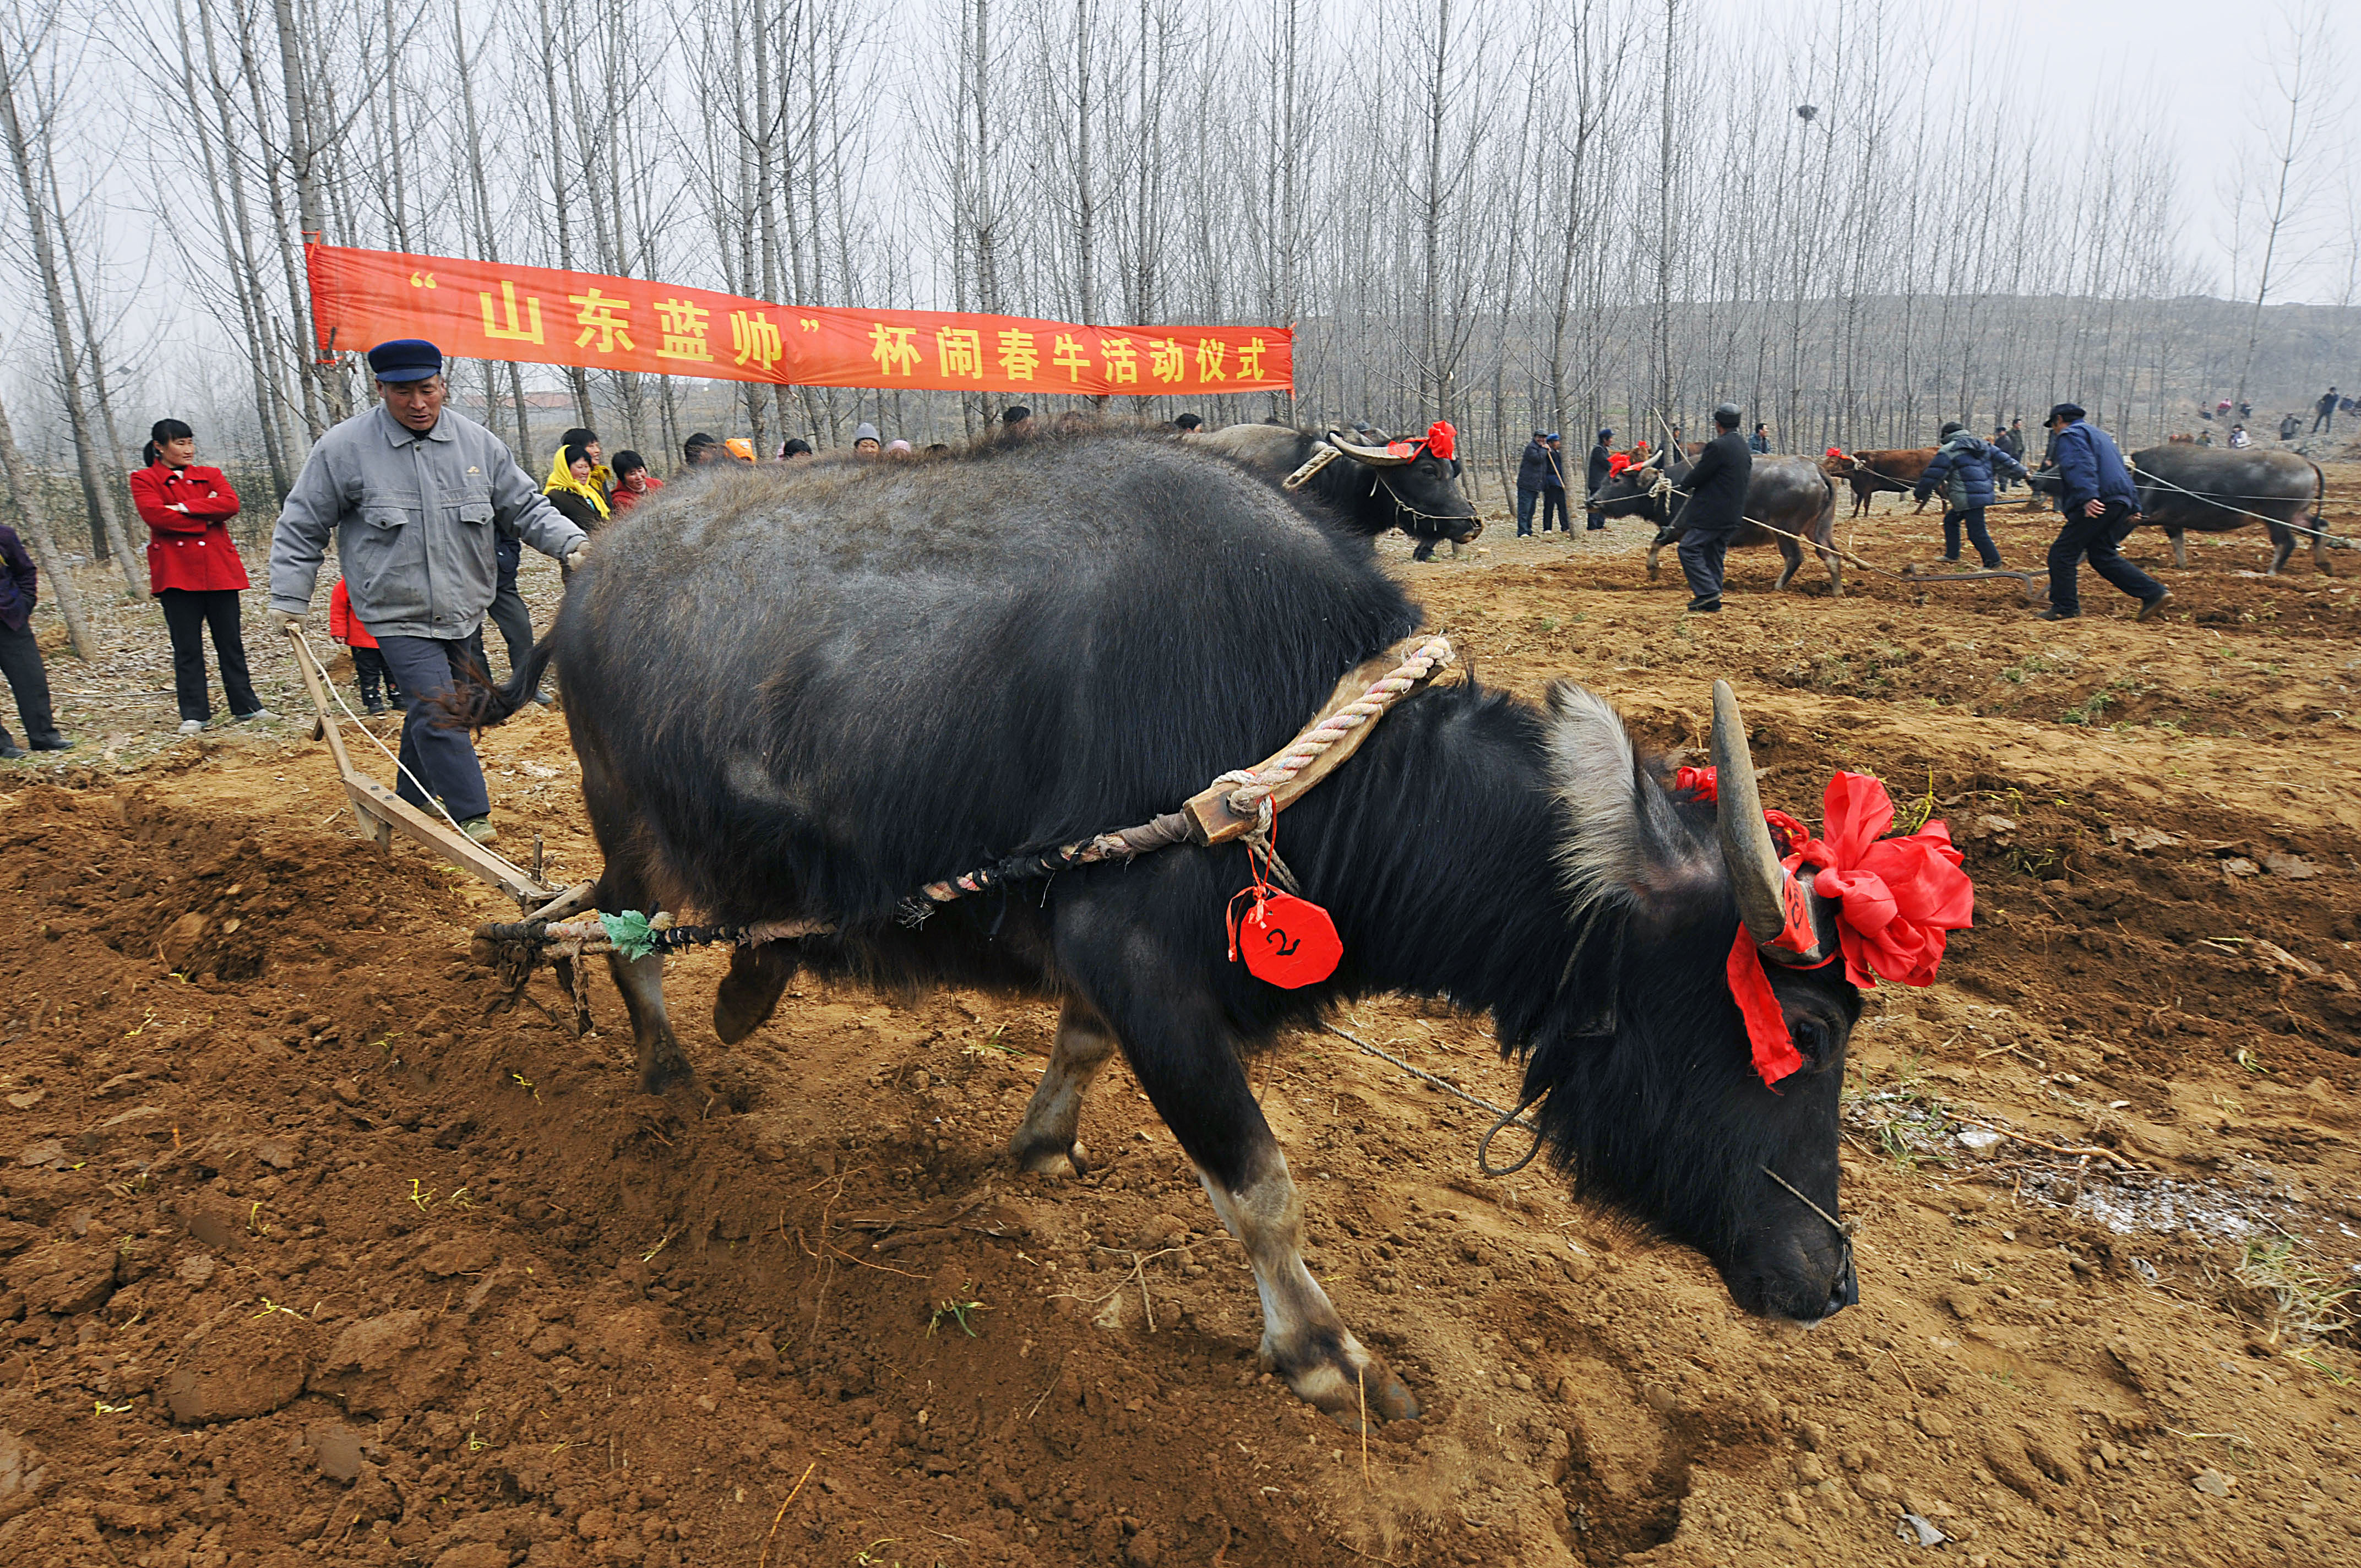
[1179,639,1448,847]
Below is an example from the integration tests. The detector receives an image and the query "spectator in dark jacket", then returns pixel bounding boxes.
[1748,422,1771,455]
[542,443,612,533]
[1675,404,1753,613]
[2316,388,2339,434]
[1585,429,1613,530]
[1538,434,1571,533]
[0,523,68,757]
[1914,421,2025,568]
[2039,402,2166,622]
[1514,431,1549,536]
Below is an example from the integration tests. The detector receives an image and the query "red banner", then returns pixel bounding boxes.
[305,243,1291,397]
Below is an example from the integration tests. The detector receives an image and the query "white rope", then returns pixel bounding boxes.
[288,628,541,886]
[1221,635,1455,820]
[2127,464,2349,545]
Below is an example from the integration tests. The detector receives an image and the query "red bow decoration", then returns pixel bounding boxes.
[1607,452,1635,478]
[1384,420,1457,462]
[1726,771,1976,1088]
[1825,445,1847,461]
[1673,764,1717,802]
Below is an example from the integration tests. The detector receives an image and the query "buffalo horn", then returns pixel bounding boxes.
[1710,679,1789,943]
[1324,429,1413,467]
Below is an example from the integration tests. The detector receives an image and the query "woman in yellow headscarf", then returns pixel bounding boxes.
[543,443,612,533]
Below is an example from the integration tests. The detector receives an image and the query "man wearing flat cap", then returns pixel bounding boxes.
[268,339,589,843]
[2036,401,2169,623]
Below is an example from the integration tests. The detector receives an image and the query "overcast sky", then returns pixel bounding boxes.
[1823,0,2357,303]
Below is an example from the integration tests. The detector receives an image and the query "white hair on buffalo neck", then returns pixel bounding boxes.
[1544,681,1721,919]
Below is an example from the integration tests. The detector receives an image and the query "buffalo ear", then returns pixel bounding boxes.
[1545,682,1721,923]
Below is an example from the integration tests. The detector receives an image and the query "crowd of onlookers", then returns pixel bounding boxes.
[2183,386,2351,449]
[0,390,1217,760]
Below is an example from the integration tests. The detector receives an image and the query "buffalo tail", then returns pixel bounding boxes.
[429,632,558,732]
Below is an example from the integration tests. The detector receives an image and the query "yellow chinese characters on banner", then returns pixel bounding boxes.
[308,243,1292,395]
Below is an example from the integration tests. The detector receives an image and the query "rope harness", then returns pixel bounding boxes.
[472,635,1455,973]
[2126,464,2349,546]
[897,634,1454,924]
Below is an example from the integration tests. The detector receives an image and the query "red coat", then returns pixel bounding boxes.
[610,476,663,514]
[328,579,378,649]
[129,462,249,594]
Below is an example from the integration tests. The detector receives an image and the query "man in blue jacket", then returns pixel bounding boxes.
[0,524,71,758]
[1913,421,2026,569]
[2039,402,2168,623]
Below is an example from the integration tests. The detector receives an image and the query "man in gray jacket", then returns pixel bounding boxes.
[268,339,587,843]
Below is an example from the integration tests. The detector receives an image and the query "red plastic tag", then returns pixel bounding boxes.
[1228,892,1343,989]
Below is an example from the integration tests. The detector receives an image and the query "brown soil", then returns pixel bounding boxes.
[1,473,2358,1568]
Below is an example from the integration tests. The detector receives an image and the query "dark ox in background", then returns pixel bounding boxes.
[2125,445,2331,575]
[1185,422,1482,560]
[1586,449,1844,595]
[476,432,1863,1426]
[1824,448,1937,518]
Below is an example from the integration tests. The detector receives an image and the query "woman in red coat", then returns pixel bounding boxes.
[129,419,271,734]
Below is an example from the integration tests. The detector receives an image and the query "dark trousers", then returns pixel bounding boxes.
[1942,508,2001,567]
[487,583,532,677]
[1678,527,1733,606]
[158,588,261,723]
[2317,409,2335,433]
[0,618,58,747]
[376,634,491,821]
[352,645,397,707]
[2046,502,2161,614]
[1515,488,1538,535]
[1539,488,1570,532]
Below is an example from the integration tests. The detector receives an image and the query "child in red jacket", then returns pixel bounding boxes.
[329,579,400,714]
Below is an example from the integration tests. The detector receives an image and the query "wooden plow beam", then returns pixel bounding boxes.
[282,627,575,913]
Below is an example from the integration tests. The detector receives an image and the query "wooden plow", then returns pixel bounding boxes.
[282,626,601,1027]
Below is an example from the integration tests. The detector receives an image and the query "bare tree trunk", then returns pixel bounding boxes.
[0,30,140,592]
[535,0,595,429]
[0,386,93,658]
[269,0,346,424]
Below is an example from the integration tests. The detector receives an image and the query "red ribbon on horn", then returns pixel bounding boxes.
[1673,764,1717,802]
[1383,420,1458,462]
[1727,771,1977,1088]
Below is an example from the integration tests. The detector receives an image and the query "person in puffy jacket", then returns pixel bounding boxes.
[329,578,400,714]
[128,418,272,736]
[1913,421,2026,568]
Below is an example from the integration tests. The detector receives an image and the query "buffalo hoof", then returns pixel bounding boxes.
[1266,1339,1421,1433]
[638,1043,699,1096]
[1644,556,1661,581]
[1009,1134,1090,1178]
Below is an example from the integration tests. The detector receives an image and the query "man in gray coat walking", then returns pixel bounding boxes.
[268,339,587,843]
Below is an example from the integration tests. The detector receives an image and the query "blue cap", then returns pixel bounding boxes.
[367,339,443,382]
[1597,428,1613,440]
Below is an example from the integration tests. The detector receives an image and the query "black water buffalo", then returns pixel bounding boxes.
[1587,450,1843,595]
[2126,445,2332,575]
[478,433,1865,1425]
[1187,421,1482,560]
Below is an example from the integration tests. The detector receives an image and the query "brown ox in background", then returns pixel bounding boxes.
[1823,448,1937,518]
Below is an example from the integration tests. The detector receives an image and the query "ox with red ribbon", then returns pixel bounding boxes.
[1689,682,1976,1087]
